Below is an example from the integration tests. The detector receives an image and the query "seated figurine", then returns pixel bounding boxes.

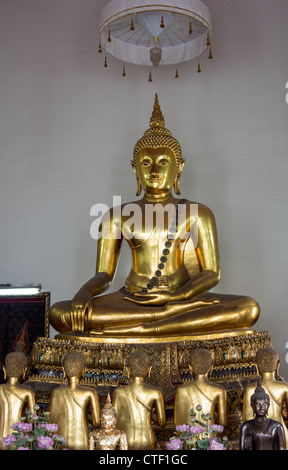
[89,394,128,450]
[0,352,36,450]
[242,347,288,447]
[49,94,260,338]
[112,351,166,450]
[174,348,227,426]
[240,377,286,450]
[49,352,100,450]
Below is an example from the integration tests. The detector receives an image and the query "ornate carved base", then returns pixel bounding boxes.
[28,329,273,448]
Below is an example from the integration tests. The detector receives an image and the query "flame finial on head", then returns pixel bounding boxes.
[133,94,183,169]
[149,93,165,129]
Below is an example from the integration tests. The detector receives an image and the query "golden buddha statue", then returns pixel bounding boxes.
[112,351,166,450]
[49,94,260,339]
[242,347,288,447]
[49,352,100,450]
[174,348,227,426]
[0,352,36,450]
[240,377,286,450]
[89,394,128,450]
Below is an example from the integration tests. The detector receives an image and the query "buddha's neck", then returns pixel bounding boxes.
[132,377,145,385]
[68,377,79,389]
[7,377,19,386]
[194,374,209,384]
[144,190,174,203]
[261,372,275,381]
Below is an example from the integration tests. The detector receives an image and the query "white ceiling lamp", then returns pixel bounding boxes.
[99,0,212,81]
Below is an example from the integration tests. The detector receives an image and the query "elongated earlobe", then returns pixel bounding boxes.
[174,175,181,195]
[174,159,185,195]
[131,160,142,196]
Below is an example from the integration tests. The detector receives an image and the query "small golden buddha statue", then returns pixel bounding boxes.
[240,377,286,450]
[49,94,260,339]
[89,394,128,450]
[174,348,227,426]
[49,352,100,450]
[242,347,288,447]
[112,351,166,450]
[0,352,36,450]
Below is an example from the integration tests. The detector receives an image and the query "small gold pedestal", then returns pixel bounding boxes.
[28,329,273,448]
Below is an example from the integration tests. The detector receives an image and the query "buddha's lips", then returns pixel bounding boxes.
[147,176,161,183]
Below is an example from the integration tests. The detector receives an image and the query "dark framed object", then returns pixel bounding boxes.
[0,292,50,365]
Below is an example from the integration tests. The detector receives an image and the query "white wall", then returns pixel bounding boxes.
[0,0,288,377]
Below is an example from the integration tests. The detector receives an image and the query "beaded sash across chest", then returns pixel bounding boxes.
[123,199,187,297]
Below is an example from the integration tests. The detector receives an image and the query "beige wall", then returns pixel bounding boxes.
[0,0,288,376]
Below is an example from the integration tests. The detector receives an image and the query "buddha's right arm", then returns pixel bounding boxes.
[74,215,122,298]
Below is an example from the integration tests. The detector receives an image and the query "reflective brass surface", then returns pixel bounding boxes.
[49,353,100,450]
[49,94,259,339]
[174,348,227,426]
[112,351,166,450]
[0,352,36,450]
[240,377,286,450]
[89,394,128,450]
[243,348,288,447]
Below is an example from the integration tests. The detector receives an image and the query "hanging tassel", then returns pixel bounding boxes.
[206,34,210,46]
[148,70,152,82]
[130,18,135,31]
[122,65,126,77]
[160,16,165,28]
[208,47,213,59]
[197,60,201,73]
[175,69,179,78]
[98,40,102,53]
[104,56,108,68]
[189,22,193,34]
[108,29,111,42]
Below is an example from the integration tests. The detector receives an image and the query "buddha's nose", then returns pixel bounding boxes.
[150,163,159,176]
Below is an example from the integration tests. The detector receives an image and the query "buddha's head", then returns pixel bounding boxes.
[250,377,270,417]
[63,352,87,380]
[189,348,213,376]
[127,351,152,379]
[3,352,28,380]
[101,394,117,430]
[132,94,185,196]
[255,348,279,374]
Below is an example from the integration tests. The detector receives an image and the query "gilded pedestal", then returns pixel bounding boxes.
[27,329,274,448]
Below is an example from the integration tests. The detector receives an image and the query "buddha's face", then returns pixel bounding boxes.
[101,412,116,430]
[136,147,178,194]
[253,398,269,417]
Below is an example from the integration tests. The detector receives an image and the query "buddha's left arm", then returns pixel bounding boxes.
[173,205,220,301]
[90,391,101,428]
[155,393,166,428]
[217,389,227,426]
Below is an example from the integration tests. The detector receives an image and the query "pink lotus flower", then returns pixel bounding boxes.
[12,422,33,433]
[208,438,227,450]
[176,424,190,432]
[37,436,54,450]
[190,425,205,434]
[167,438,183,450]
[3,434,16,447]
[210,424,224,433]
[43,423,58,433]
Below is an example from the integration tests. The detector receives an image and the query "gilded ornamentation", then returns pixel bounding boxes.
[49,352,100,450]
[49,93,259,340]
[112,351,166,450]
[0,352,36,450]
[89,394,128,450]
